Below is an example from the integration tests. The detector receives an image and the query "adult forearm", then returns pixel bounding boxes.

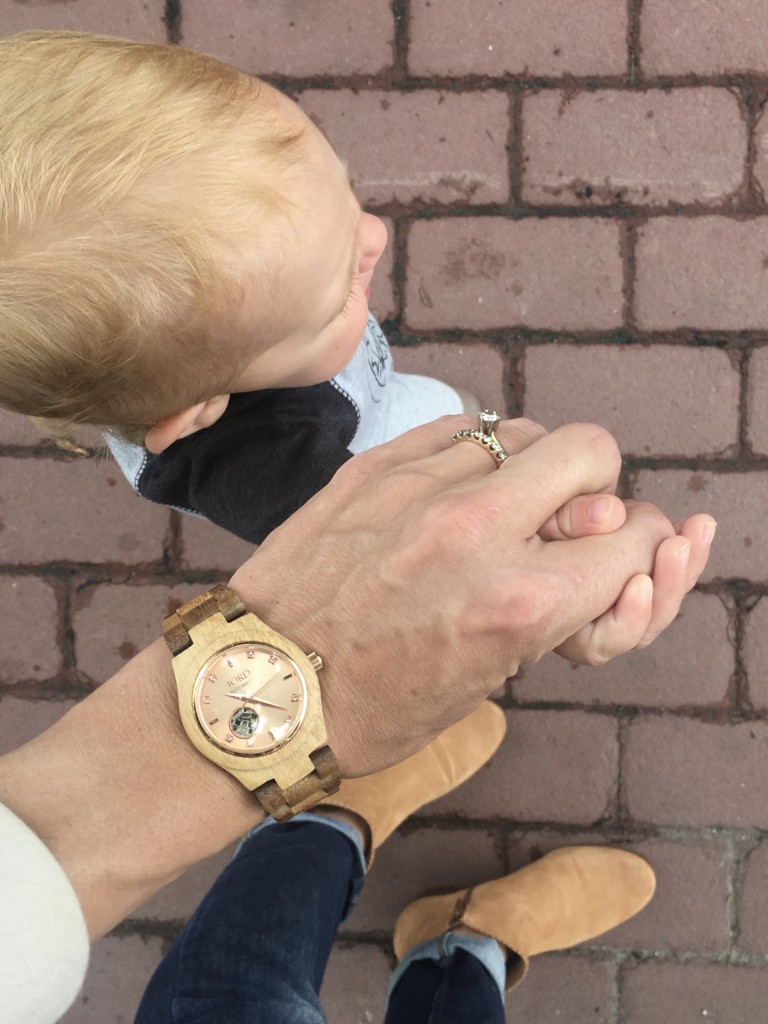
[0,638,266,939]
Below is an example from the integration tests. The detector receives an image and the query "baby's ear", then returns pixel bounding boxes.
[145,396,230,453]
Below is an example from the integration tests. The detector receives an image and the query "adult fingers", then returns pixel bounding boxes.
[538,492,625,542]
[426,416,548,480]
[485,423,624,538]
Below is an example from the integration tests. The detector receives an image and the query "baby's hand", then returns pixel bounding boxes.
[553,509,716,665]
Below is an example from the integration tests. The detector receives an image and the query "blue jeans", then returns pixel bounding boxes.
[134,818,505,1023]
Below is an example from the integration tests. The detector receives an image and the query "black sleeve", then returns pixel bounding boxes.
[136,383,358,544]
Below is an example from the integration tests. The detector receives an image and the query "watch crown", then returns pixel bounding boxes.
[307,651,323,673]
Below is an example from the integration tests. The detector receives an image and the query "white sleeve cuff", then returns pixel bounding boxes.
[0,802,90,1024]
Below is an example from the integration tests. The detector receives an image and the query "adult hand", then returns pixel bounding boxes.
[230,416,714,775]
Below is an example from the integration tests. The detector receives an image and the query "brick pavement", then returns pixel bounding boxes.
[1,1,767,1021]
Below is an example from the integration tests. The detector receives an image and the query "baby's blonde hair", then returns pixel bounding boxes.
[0,31,307,443]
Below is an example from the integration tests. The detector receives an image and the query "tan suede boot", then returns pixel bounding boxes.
[393,846,655,989]
[320,701,505,869]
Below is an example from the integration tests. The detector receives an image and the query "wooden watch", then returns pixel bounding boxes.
[163,585,340,821]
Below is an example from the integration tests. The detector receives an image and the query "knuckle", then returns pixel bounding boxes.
[490,579,559,656]
[624,499,674,539]
[575,423,622,478]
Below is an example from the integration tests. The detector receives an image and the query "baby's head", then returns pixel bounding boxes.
[0,31,386,449]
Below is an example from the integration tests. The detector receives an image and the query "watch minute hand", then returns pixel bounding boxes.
[226,692,285,711]
[249,669,286,699]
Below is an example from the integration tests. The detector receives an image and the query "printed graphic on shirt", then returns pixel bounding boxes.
[363,318,391,398]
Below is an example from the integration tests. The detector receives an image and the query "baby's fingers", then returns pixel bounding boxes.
[554,574,654,665]
[633,534,691,650]
[674,513,717,592]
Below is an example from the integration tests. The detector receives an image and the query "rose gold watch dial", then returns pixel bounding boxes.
[193,643,308,755]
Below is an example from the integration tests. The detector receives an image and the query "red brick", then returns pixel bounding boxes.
[742,596,768,711]
[0,576,61,685]
[341,827,503,934]
[392,340,508,415]
[178,515,256,573]
[613,838,732,952]
[320,944,391,1024]
[180,0,394,77]
[370,216,396,322]
[59,933,164,1024]
[623,717,768,828]
[642,0,768,75]
[524,344,739,458]
[507,830,732,952]
[300,90,510,207]
[523,89,745,207]
[133,844,237,922]
[405,218,623,331]
[0,0,167,39]
[621,960,768,1023]
[0,457,170,565]
[428,710,619,824]
[0,696,76,756]
[635,217,768,330]
[505,955,615,1023]
[633,469,768,583]
[738,840,768,954]
[73,582,203,682]
[409,0,627,77]
[745,347,768,456]
[0,410,42,446]
[513,593,732,709]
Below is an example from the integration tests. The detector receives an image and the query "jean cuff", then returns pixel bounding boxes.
[387,930,507,1002]
[235,811,367,914]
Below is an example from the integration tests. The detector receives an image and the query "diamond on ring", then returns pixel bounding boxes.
[451,410,509,466]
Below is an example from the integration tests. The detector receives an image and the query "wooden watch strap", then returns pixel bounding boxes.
[256,745,341,822]
[163,584,245,655]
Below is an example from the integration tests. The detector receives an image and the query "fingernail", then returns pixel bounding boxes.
[587,496,612,526]
[703,520,717,545]
[637,576,653,604]
[678,538,691,566]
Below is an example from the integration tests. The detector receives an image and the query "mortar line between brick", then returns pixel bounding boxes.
[265,74,768,92]
[164,0,181,45]
[620,220,638,330]
[391,0,409,78]
[741,87,763,208]
[628,0,643,86]
[508,89,523,207]
[740,346,752,457]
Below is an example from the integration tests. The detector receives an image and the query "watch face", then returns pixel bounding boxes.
[193,643,308,756]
